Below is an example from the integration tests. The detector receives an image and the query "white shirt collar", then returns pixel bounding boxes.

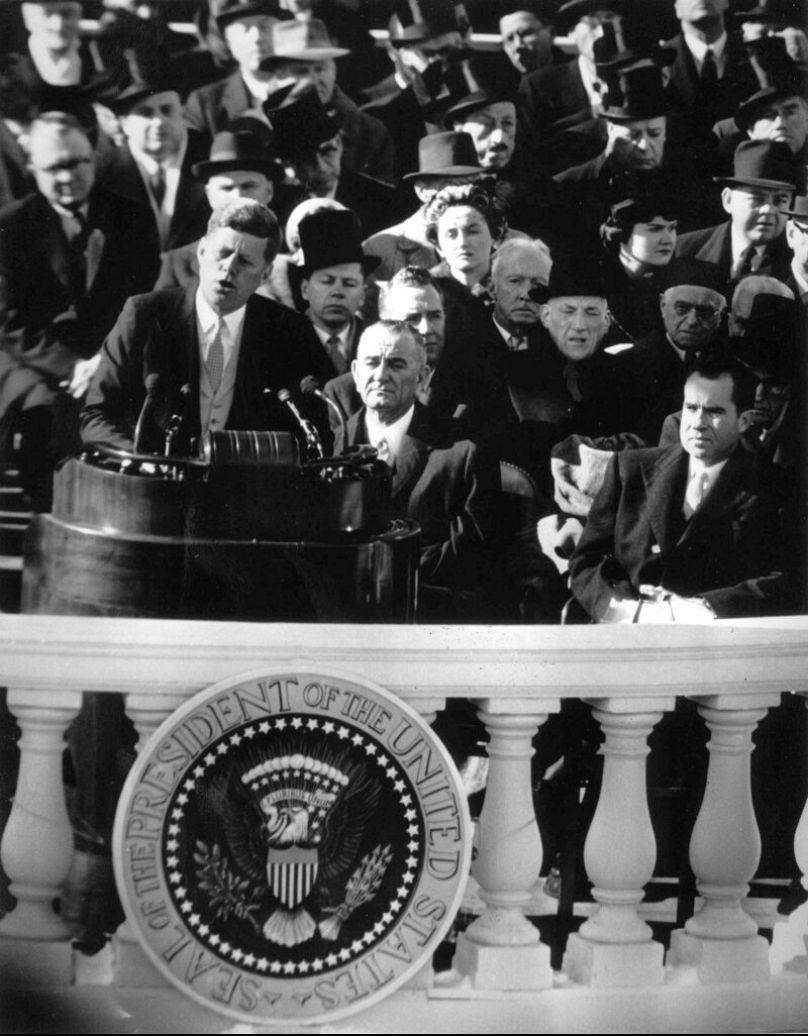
[365,404,414,461]
[683,29,727,71]
[493,315,529,350]
[27,36,81,85]
[195,287,247,344]
[241,69,278,104]
[687,454,729,482]
[129,133,187,178]
[311,319,351,344]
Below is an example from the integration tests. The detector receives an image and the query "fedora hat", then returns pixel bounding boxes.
[261,18,348,65]
[215,0,288,30]
[264,81,341,159]
[298,209,381,275]
[714,139,801,191]
[555,0,627,32]
[401,131,482,182]
[387,0,470,47]
[785,194,808,222]
[599,64,671,121]
[735,63,808,131]
[104,49,185,112]
[192,127,284,182]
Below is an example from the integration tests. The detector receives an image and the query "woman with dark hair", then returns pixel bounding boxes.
[423,180,509,310]
[600,187,680,340]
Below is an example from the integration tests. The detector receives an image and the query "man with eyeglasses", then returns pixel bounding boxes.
[630,278,727,444]
[676,139,801,293]
[0,112,157,509]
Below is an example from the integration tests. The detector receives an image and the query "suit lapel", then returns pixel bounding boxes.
[641,446,690,554]
[391,433,430,499]
[677,448,754,546]
[39,200,71,289]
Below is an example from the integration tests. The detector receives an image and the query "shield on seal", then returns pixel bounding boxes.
[267,846,319,908]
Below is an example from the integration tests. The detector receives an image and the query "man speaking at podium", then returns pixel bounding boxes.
[81,198,331,454]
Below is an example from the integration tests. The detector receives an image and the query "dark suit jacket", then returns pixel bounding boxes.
[569,442,794,619]
[329,85,395,183]
[183,70,256,139]
[0,188,158,377]
[665,30,759,133]
[628,327,692,445]
[0,120,33,209]
[518,58,589,144]
[675,221,794,295]
[334,402,498,588]
[80,284,333,453]
[94,133,210,258]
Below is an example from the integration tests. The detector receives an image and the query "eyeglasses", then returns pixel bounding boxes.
[671,301,721,321]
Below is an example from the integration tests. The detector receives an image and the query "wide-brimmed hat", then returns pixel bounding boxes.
[298,209,381,275]
[216,0,288,30]
[192,127,284,182]
[736,64,808,131]
[785,194,808,223]
[530,250,608,303]
[714,139,801,191]
[443,59,517,126]
[260,17,348,66]
[599,63,671,121]
[387,0,470,47]
[104,50,185,112]
[555,0,627,32]
[264,81,341,159]
[401,131,482,182]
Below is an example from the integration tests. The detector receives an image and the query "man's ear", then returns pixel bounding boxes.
[538,303,551,329]
[300,277,310,302]
[261,259,274,282]
[737,408,755,434]
[720,186,734,217]
[196,237,206,262]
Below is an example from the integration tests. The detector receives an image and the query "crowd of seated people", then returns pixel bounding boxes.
[1,0,807,625]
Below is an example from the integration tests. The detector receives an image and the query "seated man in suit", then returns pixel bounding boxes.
[676,139,801,294]
[0,110,157,508]
[335,318,502,620]
[16,0,96,88]
[81,198,332,453]
[569,355,797,621]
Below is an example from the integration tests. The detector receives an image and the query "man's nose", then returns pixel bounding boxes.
[412,314,430,334]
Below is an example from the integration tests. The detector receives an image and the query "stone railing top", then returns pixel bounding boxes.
[2,614,808,703]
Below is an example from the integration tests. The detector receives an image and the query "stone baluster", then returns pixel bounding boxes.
[0,688,82,950]
[452,698,559,991]
[668,693,780,982]
[563,698,672,987]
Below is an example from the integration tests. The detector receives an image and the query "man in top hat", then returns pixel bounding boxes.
[258,18,395,183]
[518,1,627,146]
[297,208,380,378]
[444,76,518,174]
[95,56,209,263]
[675,138,801,293]
[729,58,808,164]
[569,353,795,621]
[264,81,398,237]
[154,122,285,291]
[360,0,472,179]
[183,0,292,136]
[81,197,332,453]
[0,111,158,508]
[361,130,484,280]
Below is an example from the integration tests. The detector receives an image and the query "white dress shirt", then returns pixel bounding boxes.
[129,135,188,249]
[682,30,728,77]
[365,405,414,466]
[196,288,247,440]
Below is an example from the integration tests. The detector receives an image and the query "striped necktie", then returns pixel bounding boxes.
[207,320,224,394]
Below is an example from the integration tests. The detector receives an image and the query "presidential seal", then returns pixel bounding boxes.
[113,669,471,1025]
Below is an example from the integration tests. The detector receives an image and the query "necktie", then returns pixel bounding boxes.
[150,164,166,209]
[732,244,761,280]
[508,335,527,352]
[325,334,347,374]
[207,320,224,394]
[684,470,710,519]
[67,209,88,295]
[564,361,583,403]
[375,436,393,468]
[701,48,718,90]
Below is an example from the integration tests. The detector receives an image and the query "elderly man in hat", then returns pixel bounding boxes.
[675,138,801,291]
[296,208,380,378]
[258,18,395,182]
[154,122,284,291]
[734,61,808,163]
[264,81,397,237]
[15,0,97,88]
[184,0,291,135]
[96,58,209,263]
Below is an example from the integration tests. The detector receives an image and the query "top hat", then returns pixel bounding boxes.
[443,59,517,126]
[387,0,470,47]
[715,139,801,191]
[261,18,348,64]
[555,0,627,33]
[192,126,284,182]
[401,130,482,181]
[530,249,608,303]
[264,81,341,159]
[593,19,676,73]
[298,209,381,275]
[215,0,288,30]
[599,63,671,121]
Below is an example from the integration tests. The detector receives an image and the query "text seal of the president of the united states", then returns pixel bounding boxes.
[113,669,471,1025]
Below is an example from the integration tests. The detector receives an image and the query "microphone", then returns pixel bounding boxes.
[164,383,191,457]
[272,386,324,460]
[299,376,347,452]
[134,373,161,453]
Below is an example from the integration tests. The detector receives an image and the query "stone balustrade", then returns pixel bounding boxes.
[1,614,808,1028]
